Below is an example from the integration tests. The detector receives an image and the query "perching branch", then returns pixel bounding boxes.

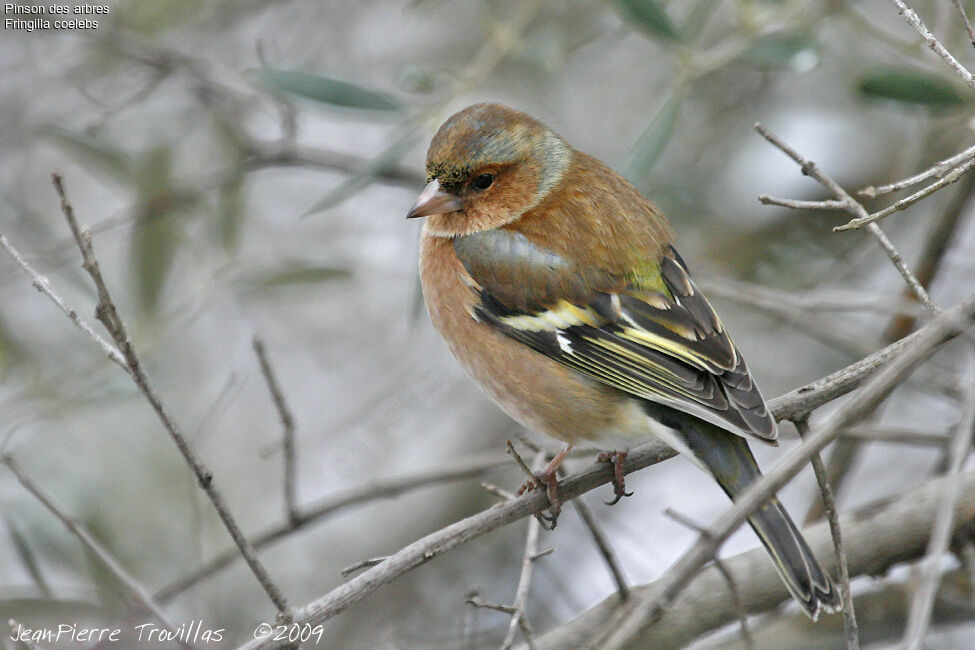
[530,468,975,649]
[597,294,975,648]
[902,348,975,648]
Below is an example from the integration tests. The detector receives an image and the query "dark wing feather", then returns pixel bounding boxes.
[454,230,777,442]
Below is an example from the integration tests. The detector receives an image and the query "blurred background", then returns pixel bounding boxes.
[2,0,975,647]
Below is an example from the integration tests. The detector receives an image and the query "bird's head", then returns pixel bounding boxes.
[407,103,571,237]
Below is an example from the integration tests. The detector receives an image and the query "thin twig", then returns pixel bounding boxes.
[597,295,975,648]
[758,196,849,210]
[795,419,858,650]
[572,498,630,601]
[902,347,975,649]
[836,157,975,231]
[806,170,975,524]
[663,508,753,650]
[859,143,975,197]
[840,425,948,446]
[501,452,546,650]
[156,451,510,602]
[533,470,975,649]
[237,293,975,650]
[755,123,941,316]
[951,0,975,48]
[51,173,291,617]
[889,0,975,89]
[482,482,518,500]
[1,455,178,635]
[0,233,127,372]
[341,557,390,578]
[253,337,299,524]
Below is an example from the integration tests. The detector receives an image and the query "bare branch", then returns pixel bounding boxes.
[796,419,858,650]
[157,451,511,602]
[253,337,299,524]
[1,455,178,635]
[754,123,940,315]
[951,0,975,48]
[51,174,291,617]
[532,469,975,649]
[902,348,975,648]
[501,452,546,650]
[0,233,127,372]
[889,0,975,90]
[598,295,975,648]
[859,143,975,198]
[341,557,389,578]
[571,498,630,600]
[836,157,975,231]
[663,508,753,649]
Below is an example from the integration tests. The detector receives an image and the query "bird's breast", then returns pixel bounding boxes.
[418,231,647,446]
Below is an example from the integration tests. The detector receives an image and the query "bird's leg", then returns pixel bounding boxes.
[518,444,572,525]
[597,451,633,506]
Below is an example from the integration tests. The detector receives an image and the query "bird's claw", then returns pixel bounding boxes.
[597,451,633,506]
[518,469,562,528]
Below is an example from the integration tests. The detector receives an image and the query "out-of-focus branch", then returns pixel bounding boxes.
[156,451,512,602]
[253,338,299,525]
[951,0,975,47]
[596,294,975,648]
[755,122,940,315]
[902,348,975,647]
[0,455,179,637]
[238,292,975,650]
[806,169,975,523]
[50,174,291,617]
[796,419,858,649]
[530,469,975,649]
[0,233,127,373]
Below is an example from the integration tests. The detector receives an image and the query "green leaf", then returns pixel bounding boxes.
[624,89,683,184]
[614,0,681,42]
[740,32,821,71]
[4,516,53,599]
[217,174,246,253]
[251,264,353,288]
[129,147,192,314]
[858,68,972,107]
[43,128,133,186]
[259,68,401,111]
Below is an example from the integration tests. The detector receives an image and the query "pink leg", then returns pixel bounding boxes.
[597,451,634,505]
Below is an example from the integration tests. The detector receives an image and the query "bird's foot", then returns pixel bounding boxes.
[597,451,633,506]
[518,468,562,528]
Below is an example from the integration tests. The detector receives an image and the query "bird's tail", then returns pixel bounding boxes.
[677,417,841,620]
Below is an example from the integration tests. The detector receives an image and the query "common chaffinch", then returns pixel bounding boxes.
[407,103,840,619]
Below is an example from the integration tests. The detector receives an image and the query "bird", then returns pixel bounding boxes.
[406,102,840,619]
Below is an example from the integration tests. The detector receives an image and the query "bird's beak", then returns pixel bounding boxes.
[406,180,462,219]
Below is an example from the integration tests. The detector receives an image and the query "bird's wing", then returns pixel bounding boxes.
[453,229,777,442]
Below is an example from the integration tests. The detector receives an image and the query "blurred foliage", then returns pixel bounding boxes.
[739,31,822,70]
[614,0,681,41]
[858,67,974,107]
[258,68,403,112]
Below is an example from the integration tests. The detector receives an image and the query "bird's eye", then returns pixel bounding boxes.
[472,173,494,191]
